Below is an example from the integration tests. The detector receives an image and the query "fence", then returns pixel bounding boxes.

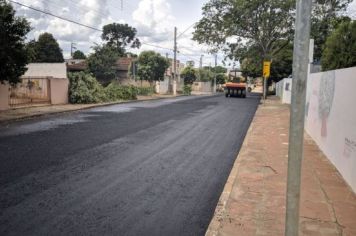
[191,82,213,94]
[9,77,51,107]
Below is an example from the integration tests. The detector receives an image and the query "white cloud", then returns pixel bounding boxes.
[132,0,175,43]
[12,0,122,58]
[11,0,233,65]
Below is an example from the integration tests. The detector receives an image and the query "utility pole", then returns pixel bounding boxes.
[199,55,204,81]
[70,42,76,58]
[199,55,203,69]
[173,26,177,96]
[214,54,217,93]
[285,0,312,235]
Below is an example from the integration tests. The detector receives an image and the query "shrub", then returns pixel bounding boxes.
[136,86,154,96]
[104,83,137,101]
[68,72,151,104]
[183,84,192,95]
[68,72,107,104]
[181,66,197,85]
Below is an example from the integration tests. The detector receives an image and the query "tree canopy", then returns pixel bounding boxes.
[0,0,31,84]
[321,20,356,71]
[72,50,86,59]
[311,0,352,61]
[87,44,119,85]
[102,23,141,56]
[193,0,295,62]
[27,33,64,63]
[137,51,169,83]
[181,66,197,85]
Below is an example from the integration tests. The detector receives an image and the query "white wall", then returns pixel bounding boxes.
[191,82,212,94]
[276,78,292,104]
[50,78,69,104]
[158,78,169,94]
[305,66,356,192]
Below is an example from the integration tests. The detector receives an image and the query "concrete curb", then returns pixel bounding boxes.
[205,103,258,236]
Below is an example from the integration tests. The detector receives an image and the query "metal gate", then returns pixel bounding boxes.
[9,77,51,107]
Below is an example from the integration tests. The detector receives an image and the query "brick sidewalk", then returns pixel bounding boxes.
[206,97,356,236]
[0,94,180,123]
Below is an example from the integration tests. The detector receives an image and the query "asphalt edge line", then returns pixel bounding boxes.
[205,102,259,236]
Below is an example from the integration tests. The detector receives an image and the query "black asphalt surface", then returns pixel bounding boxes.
[0,94,260,236]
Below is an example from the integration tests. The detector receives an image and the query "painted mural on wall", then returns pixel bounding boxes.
[318,71,335,137]
[305,66,356,192]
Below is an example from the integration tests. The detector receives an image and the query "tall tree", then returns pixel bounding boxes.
[87,44,119,85]
[72,50,86,59]
[0,0,31,84]
[32,33,64,62]
[181,66,197,85]
[102,23,141,56]
[241,40,293,82]
[311,0,352,61]
[321,20,356,71]
[193,0,295,63]
[137,51,169,84]
[25,39,37,63]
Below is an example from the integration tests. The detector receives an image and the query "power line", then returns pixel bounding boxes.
[10,0,102,32]
[177,22,196,39]
[10,0,174,52]
[141,42,173,51]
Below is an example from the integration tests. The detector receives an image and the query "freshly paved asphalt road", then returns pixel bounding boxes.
[0,94,260,236]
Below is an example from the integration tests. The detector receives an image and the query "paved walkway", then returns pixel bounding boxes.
[0,94,179,123]
[206,97,356,236]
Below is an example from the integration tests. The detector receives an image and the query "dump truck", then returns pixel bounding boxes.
[224,77,247,98]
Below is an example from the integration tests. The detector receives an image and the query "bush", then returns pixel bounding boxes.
[136,86,154,96]
[68,72,107,104]
[68,72,140,104]
[104,83,137,101]
[181,66,197,85]
[183,84,192,95]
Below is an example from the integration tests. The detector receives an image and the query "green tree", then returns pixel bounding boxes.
[72,50,86,59]
[241,40,293,82]
[0,0,31,84]
[212,65,227,74]
[181,66,197,84]
[311,0,352,61]
[137,51,169,84]
[321,20,356,71]
[87,44,119,85]
[32,33,64,62]
[216,73,227,84]
[25,39,37,63]
[193,0,294,63]
[270,42,293,82]
[197,67,214,82]
[102,23,141,55]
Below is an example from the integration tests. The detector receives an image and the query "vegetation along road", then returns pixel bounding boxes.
[0,94,260,236]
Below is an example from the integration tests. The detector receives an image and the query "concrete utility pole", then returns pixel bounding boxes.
[70,42,76,58]
[263,77,267,100]
[285,0,312,235]
[214,54,217,93]
[199,55,203,69]
[173,26,177,95]
[199,55,204,81]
